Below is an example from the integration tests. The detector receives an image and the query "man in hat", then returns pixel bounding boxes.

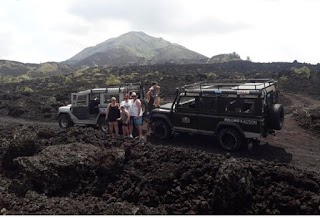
[129,92,143,140]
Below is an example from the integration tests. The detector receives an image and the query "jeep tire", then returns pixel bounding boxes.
[269,104,284,130]
[153,120,171,140]
[59,114,73,128]
[217,128,243,151]
[98,117,108,132]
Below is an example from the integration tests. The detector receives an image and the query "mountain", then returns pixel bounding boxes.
[207,52,243,64]
[65,31,208,66]
[0,60,75,79]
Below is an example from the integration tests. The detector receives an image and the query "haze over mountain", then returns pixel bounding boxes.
[65,31,208,66]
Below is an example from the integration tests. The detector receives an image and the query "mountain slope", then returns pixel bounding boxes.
[0,60,75,79]
[65,31,208,66]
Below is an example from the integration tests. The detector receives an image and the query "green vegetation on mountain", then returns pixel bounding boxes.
[207,52,242,64]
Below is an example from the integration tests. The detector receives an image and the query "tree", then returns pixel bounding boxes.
[231,52,241,59]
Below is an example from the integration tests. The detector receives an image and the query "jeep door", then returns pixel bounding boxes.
[71,93,90,120]
[197,96,219,134]
[172,95,198,131]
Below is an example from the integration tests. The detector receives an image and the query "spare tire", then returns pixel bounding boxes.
[268,104,284,130]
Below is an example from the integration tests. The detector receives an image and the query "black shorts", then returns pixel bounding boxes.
[108,116,118,122]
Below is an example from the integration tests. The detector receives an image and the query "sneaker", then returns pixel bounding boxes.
[129,134,133,138]
[138,138,145,144]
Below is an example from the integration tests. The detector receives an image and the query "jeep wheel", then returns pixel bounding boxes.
[217,128,243,151]
[98,118,108,132]
[269,104,284,130]
[153,120,171,140]
[59,114,73,128]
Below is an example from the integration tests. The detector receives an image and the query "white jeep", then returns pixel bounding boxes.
[58,83,146,132]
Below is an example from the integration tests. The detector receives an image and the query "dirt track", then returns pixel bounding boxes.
[260,93,320,173]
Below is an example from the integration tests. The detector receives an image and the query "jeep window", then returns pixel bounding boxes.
[267,91,274,105]
[221,98,256,114]
[75,95,88,106]
[90,94,100,101]
[198,97,218,113]
[103,94,119,104]
[177,96,196,109]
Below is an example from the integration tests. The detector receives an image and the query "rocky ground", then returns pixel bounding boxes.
[1,63,320,214]
[293,108,320,136]
[0,121,320,215]
[0,91,320,215]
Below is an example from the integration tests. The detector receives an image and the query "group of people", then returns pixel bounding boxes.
[106,92,143,139]
[105,82,161,141]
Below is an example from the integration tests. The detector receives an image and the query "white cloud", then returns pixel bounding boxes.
[0,0,320,63]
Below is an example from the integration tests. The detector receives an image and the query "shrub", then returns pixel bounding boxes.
[292,66,311,79]
[207,72,217,79]
[279,76,289,82]
[63,76,72,84]
[106,74,121,85]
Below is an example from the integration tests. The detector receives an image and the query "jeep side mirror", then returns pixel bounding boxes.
[175,88,180,95]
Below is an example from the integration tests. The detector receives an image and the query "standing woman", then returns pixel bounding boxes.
[105,97,120,135]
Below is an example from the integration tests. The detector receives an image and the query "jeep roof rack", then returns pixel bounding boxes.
[77,82,144,94]
[182,79,277,95]
[105,82,144,93]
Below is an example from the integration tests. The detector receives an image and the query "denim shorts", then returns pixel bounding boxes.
[130,116,142,126]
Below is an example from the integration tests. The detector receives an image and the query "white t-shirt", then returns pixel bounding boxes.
[130,99,143,117]
[120,99,133,112]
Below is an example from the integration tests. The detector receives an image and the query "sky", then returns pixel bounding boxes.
[0,0,320,64]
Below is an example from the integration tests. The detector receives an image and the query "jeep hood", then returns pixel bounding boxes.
[58,105,71,113]
[159,103,174,110]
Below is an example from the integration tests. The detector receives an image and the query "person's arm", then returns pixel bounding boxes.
[137,100,142,117]
[105,104,109,119]
[125,110,130,124]
[146,90,151,102]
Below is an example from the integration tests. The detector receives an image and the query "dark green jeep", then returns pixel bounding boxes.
[150,79,284,151]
